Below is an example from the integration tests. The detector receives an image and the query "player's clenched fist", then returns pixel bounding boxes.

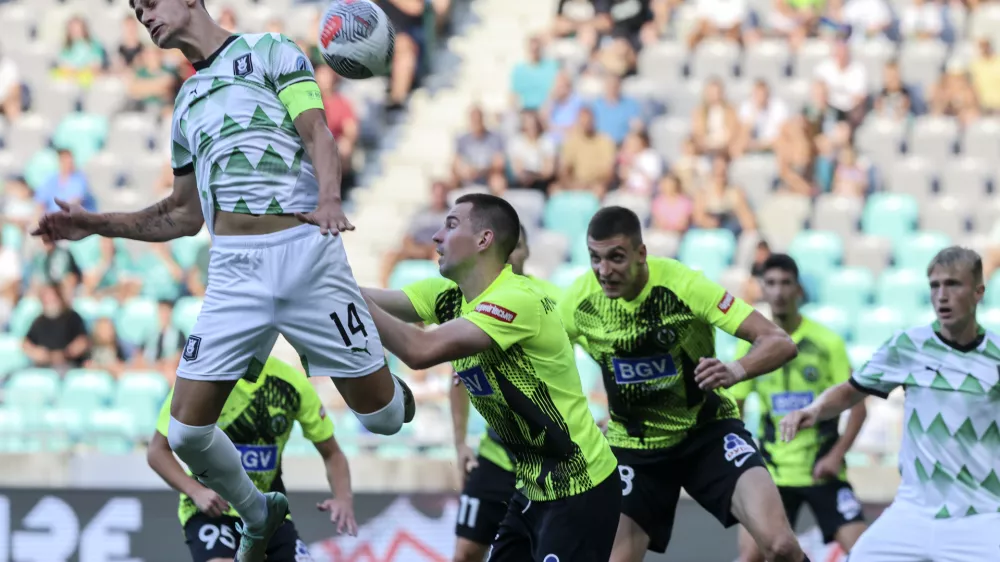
[693,357,744,390]
[31,198,94,242]
[779,406,819,442]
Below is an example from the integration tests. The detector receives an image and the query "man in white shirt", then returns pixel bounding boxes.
[0,48,21,121]
[735,80,790,155]
[840,0,893,41]
[814,39,868,127]
[690,0,749,48]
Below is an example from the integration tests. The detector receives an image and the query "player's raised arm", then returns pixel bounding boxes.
[361,276,457,325]
[361,288,423,323]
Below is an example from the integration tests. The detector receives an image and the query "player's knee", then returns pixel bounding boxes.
[166,416,216,459]
[758,532,801,562]
[352,377,405,435]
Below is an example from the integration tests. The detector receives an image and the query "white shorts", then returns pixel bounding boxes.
[177,224,385,381]
[851,500,1000,562]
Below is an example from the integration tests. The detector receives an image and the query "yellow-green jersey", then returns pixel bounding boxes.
[156,357,334,527]
[559,257,754,450]
[527,274,564,304]
[730,317,851,487]
[402,266,617,501]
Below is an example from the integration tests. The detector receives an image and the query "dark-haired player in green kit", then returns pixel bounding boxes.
[559,206,811,562]
[362,194,620,562]
[729,254,869,562]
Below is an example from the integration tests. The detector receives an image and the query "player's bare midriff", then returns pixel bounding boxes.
[214,211,301,236]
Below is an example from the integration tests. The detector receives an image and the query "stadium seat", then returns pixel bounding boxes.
[467,409,488,438]
[986,274,1000,308]
[83,408,137,454]
[847,345,878,370]
[333,411,364,444]
[60,369,115,413]
[387,259,440,290]
[0,334,29,378]
[861,193,919,246]
[8,296,42,338]
[73,296,104,327]
[40,408,84,453]
[893,231,951,271]
[5,368,60,409]
[504,188,547,228]
[172,296,203,337]
[821,267,875,315]
[0,408,28,453]
[876,268,927,310]
[116,371,169,409]
[854,307,907,346]
[678,229,736,272]
[543,192,600,239]
[23,149,60,191]
[2,223,23,251]
[68,235,104,272]
[51,112,109,159]
[979,307,1000,334]
[116,297,159,347]
[284,423,314,457]
[716,328,739,362]
[550,264,589,288]
[575,346,603,394]
[171,235,209,271]
[788,230,843,278]
[910,307,937,327]
[799,304,852,341]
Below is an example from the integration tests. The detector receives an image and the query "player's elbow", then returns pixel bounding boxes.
[772,331,797,362]
[403,348,438,371]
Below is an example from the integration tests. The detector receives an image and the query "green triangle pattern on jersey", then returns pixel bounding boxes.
[256,145,291,176]
[981,422,1000,448]
[233,197,252,214]
[224,147,254,175]
[179,118,188,138]
[981,470,1000,497]
[172,141,191,165]
[931,373,953,390]
[957,465,978,489]
[915,457,930,482]
[280,112,296,135]
[965,506,978,516]
[926,414,952,441]
[903,373,920,387]
[227,36,252,59]
[290,148,304,174]
[250,105,279,130]
[209,162,223,185]
[984,339,1000,362]
[220,114,245,139]
[958,374,986,395]
[866,371,885,381]
[954,419,978,445]
[931,461,954,484]
[198,131,214,154]
[265,197,284,214]
[252,33,276,58]
[935,506,951,519]
[922,337,950,354]
[895,332,917,351]
[907,410,924,436]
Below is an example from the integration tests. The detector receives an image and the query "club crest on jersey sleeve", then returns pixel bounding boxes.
[475,302,517,323]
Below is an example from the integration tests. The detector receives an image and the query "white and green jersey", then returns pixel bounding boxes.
[170,33,320,235]
[851,323,1000,519]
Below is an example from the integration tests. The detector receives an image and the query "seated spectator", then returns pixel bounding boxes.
[838,0,893,42]
[970,39,1000,114]
[0,228,22,330]
[928,61,980,125]
[316,65,359,193]
[34,149,96,214]
[616,129,663,196]
[872,61,915,121]
[136,300,184,384]
[689,0,750,49]
[651,173,693,233]
[85,317,129,378]
[900,0,944,41]
[23,283,90,372]
[379,180,450,287]
[553,0,599,51]
[691,78,739,157]
[511,35,560,111]
[814,39,868,128]
[592,74,643,145]
[593,0,654,76]
[114,15,145,72]
[507,110,557,192]
[28,238,82,299]
[218,7,238,32]
[764,0,822,51]
[692,154,757,237]
[802,80,839,138]
[743,239,771,303]
[831,145,870,199]
[733,80,789,156]
[378,0,425,110]
[540,71,585,145]
[640,0,681,46]
[125,47,178,115]
[82,238,139,299]
[2,176,38,229]
[776,115,819,196]
[0,45,22,122]
[54,16,106,85]
[672,137,711,193]
[452,106,505,187]
[556,106,617,198]
[139,243,185,302]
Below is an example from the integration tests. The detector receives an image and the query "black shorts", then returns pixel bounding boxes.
[184,513,311,562]
[612,419,766,554]
[455,456,517,545]
[488,470,621,562]
[780,480,866,543]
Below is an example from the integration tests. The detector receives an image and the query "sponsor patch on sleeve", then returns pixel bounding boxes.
[318,405,327,420]
[474,302,517,323]
[717,291,735,313]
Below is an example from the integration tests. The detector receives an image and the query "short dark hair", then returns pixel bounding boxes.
[454,193,521,261]
[762,253,800,280]
[587,206,643,247]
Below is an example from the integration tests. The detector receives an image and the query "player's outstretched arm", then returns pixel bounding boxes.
[360,287,422,323]
[292,108,354,236]
[363,295,494,370]
[32,174,203,243]
[146,431,230,517]
[779,382,867,442]
[313,437,358,536]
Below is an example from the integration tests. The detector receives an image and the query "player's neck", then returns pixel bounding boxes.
[937,315,980,347]
[773,312,802,335]
[457,261,506,302]
[174,18,233,66]
[620,264,649,302]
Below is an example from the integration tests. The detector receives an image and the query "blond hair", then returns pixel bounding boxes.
[927,246,983,285]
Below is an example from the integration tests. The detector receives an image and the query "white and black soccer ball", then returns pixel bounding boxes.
[318,0,395,80]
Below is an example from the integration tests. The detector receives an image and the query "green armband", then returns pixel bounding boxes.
[278,80,324,121]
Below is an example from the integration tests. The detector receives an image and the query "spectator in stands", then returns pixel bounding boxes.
[764,0,822,51]
[137,300,184,383]
[114,15,145,72]
[639,0,681,46]
[378,0,425,111]
[541,71,585,145]
[316,65,359,192]
[591,74,643,145]
[814,39,868,129]
[452,106,505,187]
[616,129,663,196]
[54,16,106,85]
[552,0,599,52]
[872,61,916,120]
[970,39,1000,114]
[673,137,711,193]
[837,0,894,41]
[689,0,750,48]
[0,45,22,122]
[776,114,819,196]
[733,80,790,156]
[142,243,185,302]
[85,317,129,378]
[556,106,617,198]
[511,35,560,111]
[928,61,981,125]
[34,149,95,214]
[379,180,450,287]
[691,78,738,157]
[29,239,81,299]
[2,176,37,230]
[692,154,757,236]
[900,0,945,40]
[23,283,89,372]
[0,227,22,330]
[743,239,771,303]
[651,173,693,233]
[82,238,138,299]
[507,110,557,192]
[593,0,654,76]
[125,47,178,115]
[831,145,870,198]
[186,243,209,298]
[218,7,238,32]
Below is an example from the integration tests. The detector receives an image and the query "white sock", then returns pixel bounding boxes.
[352,376,405,435]
[167,417,268,532]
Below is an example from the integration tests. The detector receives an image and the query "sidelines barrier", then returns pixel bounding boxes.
[0,489,888,562]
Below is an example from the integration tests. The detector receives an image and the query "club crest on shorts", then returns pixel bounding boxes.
[183,335,202,361]
[233,53,253,77]
[723,433,755,463]
[837,487,862,519]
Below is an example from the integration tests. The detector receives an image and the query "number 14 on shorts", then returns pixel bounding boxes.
[331,303,369,354]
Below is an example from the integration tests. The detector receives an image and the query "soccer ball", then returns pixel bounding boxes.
[318,0,395,80]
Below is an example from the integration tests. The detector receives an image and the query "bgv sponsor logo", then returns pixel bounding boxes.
[236,444,279,472]
[474,302,516,323]
[612,355,677,384]
[770,391,814,415]
[723,433,755,464]
[717,292,735,314]
[456,366,493,396]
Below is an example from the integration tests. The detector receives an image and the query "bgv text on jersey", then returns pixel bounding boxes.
[612,354,678,384]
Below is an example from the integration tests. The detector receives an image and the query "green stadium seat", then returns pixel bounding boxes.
[876,268,927,310]
[135,253,182,302]
[716,328,739,362]
[24,149,59,191]
[544,192,600,239]
[5,368,60,408]
[171,236,209,270]
[376,443,413,458]
[60,369,115,412]
[799,304,852,341]
[789,230,843,278]
[97,298,120,319]
[52,113,109,156]
[40,409,83,452]
[8,297,42,337]
[116,371,169,409]
[387,260,440,290]
[0,335,29,377]
[821,267,875,314]
[854,307,906,347]
[68,235,104,271]
[2,223,23,250]
[284,423,314,457]
[467,409,487,438]
[861,193,918,246]
[986,274,1000,308]
[334,411,364,444]
[909,307,937,327]
[84,408,137,454]
[424,446,454,460]
[848,344,878,370]
[575,346,602,394]
[549,264,589,288]
[172,296,203,337]
[0,408,28,453]
[979,307,1000,334]
[116,297,159,347]
[894,231,950,271]
[679,229,736,271]
[569,236,591,266]
[73,296,102,327]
